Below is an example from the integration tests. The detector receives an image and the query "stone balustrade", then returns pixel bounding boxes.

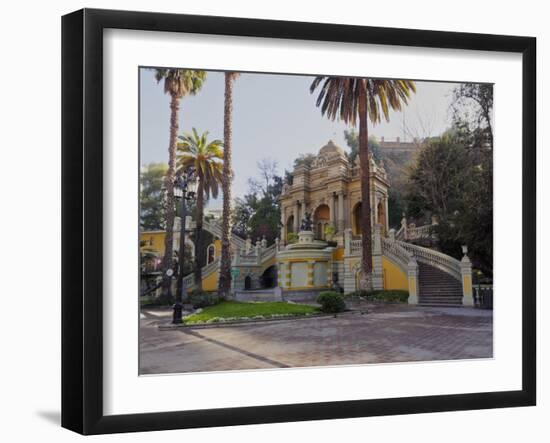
[397,241,462,281]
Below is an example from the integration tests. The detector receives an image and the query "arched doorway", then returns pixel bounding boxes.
[286,215,294,239]
[244,275,252,290]
[313,204,330,239]
[352,202,362,236]
[260,265,278,288]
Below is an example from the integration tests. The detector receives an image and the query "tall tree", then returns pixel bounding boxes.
[231,159,283,245]
[177,128,223,291]
[451,83,493,145]
[140,162,168,230]
[219,72,240,298]
[343,129,381,164]
[406,133,470,220]
[310,78,416,290]
[406,130,493,275]
[153,69,206,301]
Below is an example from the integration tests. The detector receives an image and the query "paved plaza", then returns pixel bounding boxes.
[139,304,493,375]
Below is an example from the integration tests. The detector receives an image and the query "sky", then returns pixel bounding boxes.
[140,69,459,208]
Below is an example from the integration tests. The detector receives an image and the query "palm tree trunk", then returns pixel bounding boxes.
[358,82,373,291]
[194,179,205,291]
[160,93,179,302]
[219,73,235,298]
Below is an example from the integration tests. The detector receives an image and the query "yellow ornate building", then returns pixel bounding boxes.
[140,140,474,306]
[280,140,389,244]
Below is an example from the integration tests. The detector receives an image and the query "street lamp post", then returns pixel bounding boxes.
[172,170,197,324]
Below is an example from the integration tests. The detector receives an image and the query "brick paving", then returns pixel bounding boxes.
[139,304,493,375]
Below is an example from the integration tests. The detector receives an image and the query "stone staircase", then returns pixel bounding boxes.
[418,262,463,307]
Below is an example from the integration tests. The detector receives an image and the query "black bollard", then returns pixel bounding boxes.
[172,301,183,324]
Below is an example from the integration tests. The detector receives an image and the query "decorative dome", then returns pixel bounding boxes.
[318,140,345,157]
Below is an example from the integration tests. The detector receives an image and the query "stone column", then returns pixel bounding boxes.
[285,262,292,288]
[281,207,286,240]
[337,192,345,232]
[301,201,307,222]
[255,240,261,264]
[277,262,284,288]
[326,259,333,287]
[307,260,315,287]
[344,228,352,256]
[384,198,389,234]
[461,246,474,307]
[401,214,408,240]
[407,259,419,304]
[372,224,384,290]
[373,197,379,229]
[329,194,335,226]
[293,203,299,232]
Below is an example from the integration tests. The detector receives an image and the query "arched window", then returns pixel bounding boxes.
[206,244,216,264]
[286,215,294,234]
[313,204,330,239]
[316,222,322,239]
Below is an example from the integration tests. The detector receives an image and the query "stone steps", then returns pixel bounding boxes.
[418,262,463,307]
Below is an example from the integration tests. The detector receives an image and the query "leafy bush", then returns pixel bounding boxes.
[287,232,298,244]
[371,290,409,303]
[346,290,409,304]
[188,291,223,309]
[344,290,369,300]
[324,223,336,241]
[317,291,346,313]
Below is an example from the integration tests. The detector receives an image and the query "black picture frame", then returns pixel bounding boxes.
[62,8,536,435]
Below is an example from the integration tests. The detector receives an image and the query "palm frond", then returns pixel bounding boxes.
[310,76,416,126]
[176,128,224,201]
[152,69,207,98]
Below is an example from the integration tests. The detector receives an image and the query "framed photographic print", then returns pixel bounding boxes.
[61,8,536,435]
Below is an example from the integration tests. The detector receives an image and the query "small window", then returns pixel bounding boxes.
[207,244,216,264]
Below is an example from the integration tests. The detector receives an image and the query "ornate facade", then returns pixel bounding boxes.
[140,139,474,306]
[280,140,390,245]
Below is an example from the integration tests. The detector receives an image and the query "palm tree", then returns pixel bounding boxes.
[153,69,206,302]
[177,128,224,291]
[218,72,240,298]
[310,77,416,290]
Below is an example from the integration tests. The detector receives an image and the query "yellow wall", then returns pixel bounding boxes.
[140,231,166,255]
[202,270,219,291]
[214,239,222,256]
[382,257,408,290]
[332,247,345,261]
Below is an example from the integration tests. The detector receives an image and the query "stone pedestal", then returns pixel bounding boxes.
[276,230,332,292]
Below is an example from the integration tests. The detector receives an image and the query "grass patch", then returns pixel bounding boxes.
[183,301,320,324]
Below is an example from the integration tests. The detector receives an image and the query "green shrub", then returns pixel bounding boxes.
[344,290,369,300]
[324,223,336,241]
[317,291,346,313]
[344,290,409,303]
[287,232,298,244]
[188,291,223,309]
